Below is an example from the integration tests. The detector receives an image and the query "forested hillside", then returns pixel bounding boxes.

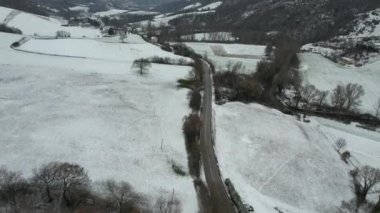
[170,0,380,43]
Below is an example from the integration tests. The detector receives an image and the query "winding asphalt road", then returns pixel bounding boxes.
[200,60,236,213]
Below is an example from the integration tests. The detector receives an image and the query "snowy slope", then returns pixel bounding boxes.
[93,9,128,17]
[349,9,380,37]
[0,32,196,212]
[198,1,222,11]
[314,117,380,169]
[214,102,353,213]
[17,34,189,63]
[0,6,12,23]
[0,6,100,37]
[182,2,201,10]
[69,6,89,12]
[300,53,380,114]
[142,10,215,26]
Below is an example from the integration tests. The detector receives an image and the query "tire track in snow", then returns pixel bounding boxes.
[258,158,293,192]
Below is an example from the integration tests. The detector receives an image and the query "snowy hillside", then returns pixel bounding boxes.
[93,9,128,17]
[0,6,100,37]
[349,9,380,37]
[198,1,222,11]
[16,34,189,63]
[314,117,380,169]
[0,32,197,212]
[215,102,353,213]
[142,10,215,26]
[300,53,380,114]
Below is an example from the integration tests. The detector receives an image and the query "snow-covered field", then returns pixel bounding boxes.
[0,32,196,211]
[93,9,128,17]
[300,53,380,114]
[16,34,189,63]
[214,102,354,213]
[0,6,100,38]
[314,117,380,169]
[185,42,265,72]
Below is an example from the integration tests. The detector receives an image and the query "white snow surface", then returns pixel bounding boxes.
[313,117,380,169]
[223,44,266,56]
[301,43,336,57]
[128,11,159,15]
[69,6,89,12]
[214,102,353,213]
[0,6,12,22]
[17,34,190,63]
[182,2,201,10]
[198,1,222,11]
[300,53,380,114]
[0,32,196,212]
[142,11,215,26]
[0,6,101,38]
[185,42,265,72]
[93,9,128,17]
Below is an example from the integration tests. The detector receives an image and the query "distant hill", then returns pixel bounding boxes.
[168,0,380,44]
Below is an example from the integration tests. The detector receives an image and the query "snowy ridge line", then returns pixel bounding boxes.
[11,44,87,59]
[2,10,21,24]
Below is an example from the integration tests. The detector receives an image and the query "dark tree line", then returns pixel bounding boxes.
[0,162,181,213]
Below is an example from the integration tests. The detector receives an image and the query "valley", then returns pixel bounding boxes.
[0,1,380,213]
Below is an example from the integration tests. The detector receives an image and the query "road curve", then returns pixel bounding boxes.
[200,60,236,213]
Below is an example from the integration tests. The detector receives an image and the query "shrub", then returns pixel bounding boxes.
[189,90,202,111]
[11,42,20,48]
[0,24,22,34]
[171,163,186,176]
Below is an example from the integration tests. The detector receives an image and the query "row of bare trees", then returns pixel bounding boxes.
[0,162,181,213]
[298,83,380,120]
[298,83,365,113]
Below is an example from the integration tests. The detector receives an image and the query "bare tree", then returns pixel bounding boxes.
[55,163,90,208]
[315,90,329,107]
[300,84,318,107]
[344,83,365,111]
[0,167,32,211]
[132,58,151,75]
[374,98,380,118]
[331,84,347,113]
[336,138,347,150]
[182,113,202,143]
[154,192,182,213]
[373,195,380,213]
[32,162,60,203]
[350,166,380,208]
[104,180,136,213]
[119,32,127,43]
[188,90,201,112]
[265,43,273,58]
